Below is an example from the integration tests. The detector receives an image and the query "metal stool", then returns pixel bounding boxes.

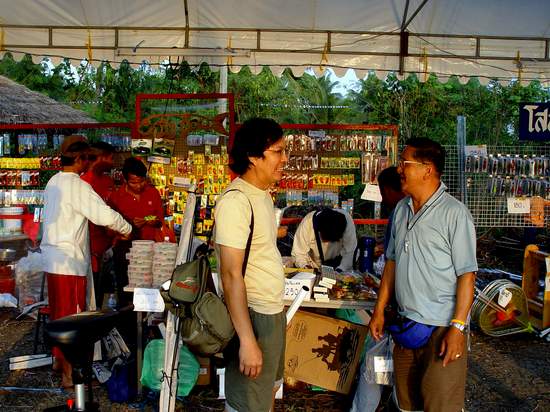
[43,308,128,411]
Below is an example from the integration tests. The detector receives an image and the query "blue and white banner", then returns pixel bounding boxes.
[519,103,550,141]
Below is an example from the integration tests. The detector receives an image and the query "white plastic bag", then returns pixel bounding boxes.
[350,334,388,412]
[14,251,45,308]
[364,334,393,385]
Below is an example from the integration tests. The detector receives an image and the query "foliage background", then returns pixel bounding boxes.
[2,53,549,146]
[1,54,549,220]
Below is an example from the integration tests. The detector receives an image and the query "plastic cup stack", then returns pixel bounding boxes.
[126,240,154,287]
[151,242,177,287]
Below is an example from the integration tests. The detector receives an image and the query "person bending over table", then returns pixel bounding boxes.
[291,207,357,271]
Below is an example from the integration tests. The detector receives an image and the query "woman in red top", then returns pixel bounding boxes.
[110,157,164,302]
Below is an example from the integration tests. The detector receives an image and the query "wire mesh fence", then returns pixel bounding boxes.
[444,144,550,228]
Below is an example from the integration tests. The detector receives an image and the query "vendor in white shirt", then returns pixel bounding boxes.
[291,208,357,271]
[41,135,132,388]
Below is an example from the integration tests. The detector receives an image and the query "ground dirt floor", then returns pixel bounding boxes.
[0,308,548,412]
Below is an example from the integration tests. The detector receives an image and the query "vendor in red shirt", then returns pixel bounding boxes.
[80,141,116,308]
[110,157,164,302]
[110,157,164,239]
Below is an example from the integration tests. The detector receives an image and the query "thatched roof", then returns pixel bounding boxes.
[0,75,97,125]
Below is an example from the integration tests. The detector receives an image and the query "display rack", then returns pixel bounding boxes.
[0,122,132,240]
[446,144,550,228]
[134,93,235,242]
[277,123,399,209]
[522,244,550,330]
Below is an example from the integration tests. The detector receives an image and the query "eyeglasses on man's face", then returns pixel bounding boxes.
[265,148,287,156]
[397,159,428,168]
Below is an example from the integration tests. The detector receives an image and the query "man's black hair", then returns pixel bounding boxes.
[122,157,147,180]
[229,117,284,175]
[91,141,116,156]
[377,166,401,192]
[405,137,446,176]
[316,208,347,242]
[61,141,90,166]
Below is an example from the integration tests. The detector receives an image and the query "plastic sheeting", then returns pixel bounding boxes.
[1,1,550,84]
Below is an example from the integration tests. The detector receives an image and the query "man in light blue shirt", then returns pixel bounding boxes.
[369,138,477,412]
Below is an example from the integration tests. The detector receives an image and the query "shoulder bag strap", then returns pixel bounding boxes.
[223,189,254,277]
[312,210,325,264]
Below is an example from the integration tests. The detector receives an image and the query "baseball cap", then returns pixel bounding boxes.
[61,135,89,157]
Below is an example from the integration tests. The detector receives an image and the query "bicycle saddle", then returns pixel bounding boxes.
[45,310,122,347]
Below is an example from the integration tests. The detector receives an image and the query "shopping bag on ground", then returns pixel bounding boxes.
[102,327,130,360]
[141,339,199,397]
[106,361,136,403]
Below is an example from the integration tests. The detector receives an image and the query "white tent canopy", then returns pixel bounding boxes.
[1,0,550,84]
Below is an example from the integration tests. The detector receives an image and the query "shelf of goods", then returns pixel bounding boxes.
[277,124,398,208]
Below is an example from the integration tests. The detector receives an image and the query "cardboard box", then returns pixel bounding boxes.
[195,356,211,386]
[285,310,368,394]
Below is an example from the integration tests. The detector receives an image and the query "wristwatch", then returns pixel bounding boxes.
[450,321,466,333]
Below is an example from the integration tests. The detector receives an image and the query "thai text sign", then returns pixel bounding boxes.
[519,103,550,141]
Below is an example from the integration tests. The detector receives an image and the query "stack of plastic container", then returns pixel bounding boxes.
[126,240,154,287]
[152,241,177,287]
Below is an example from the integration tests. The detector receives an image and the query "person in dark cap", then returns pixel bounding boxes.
[41,135,132,388]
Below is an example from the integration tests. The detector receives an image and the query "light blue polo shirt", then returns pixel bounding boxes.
[386,183,478,326]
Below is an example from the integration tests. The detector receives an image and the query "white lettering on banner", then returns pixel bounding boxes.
[506,197,530,214]
[523,105,550,133]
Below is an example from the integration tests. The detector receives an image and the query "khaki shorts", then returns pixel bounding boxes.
[225,309,286,412]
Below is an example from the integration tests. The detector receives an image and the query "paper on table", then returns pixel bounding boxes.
[133,288,165,312]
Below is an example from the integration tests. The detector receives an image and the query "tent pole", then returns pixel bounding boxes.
[219,65,228,115]
[457,115,467,205]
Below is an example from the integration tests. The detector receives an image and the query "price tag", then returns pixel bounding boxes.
[498,289,513,308]
[284,279,309,301]
[374,356,393,372]
[147,155,171,165]
[173,176,192,188]
[361,184,382,202]
[308,130,326,138]
[507,197,530,214]
[464,145,488,157]
[133,288,165,312]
